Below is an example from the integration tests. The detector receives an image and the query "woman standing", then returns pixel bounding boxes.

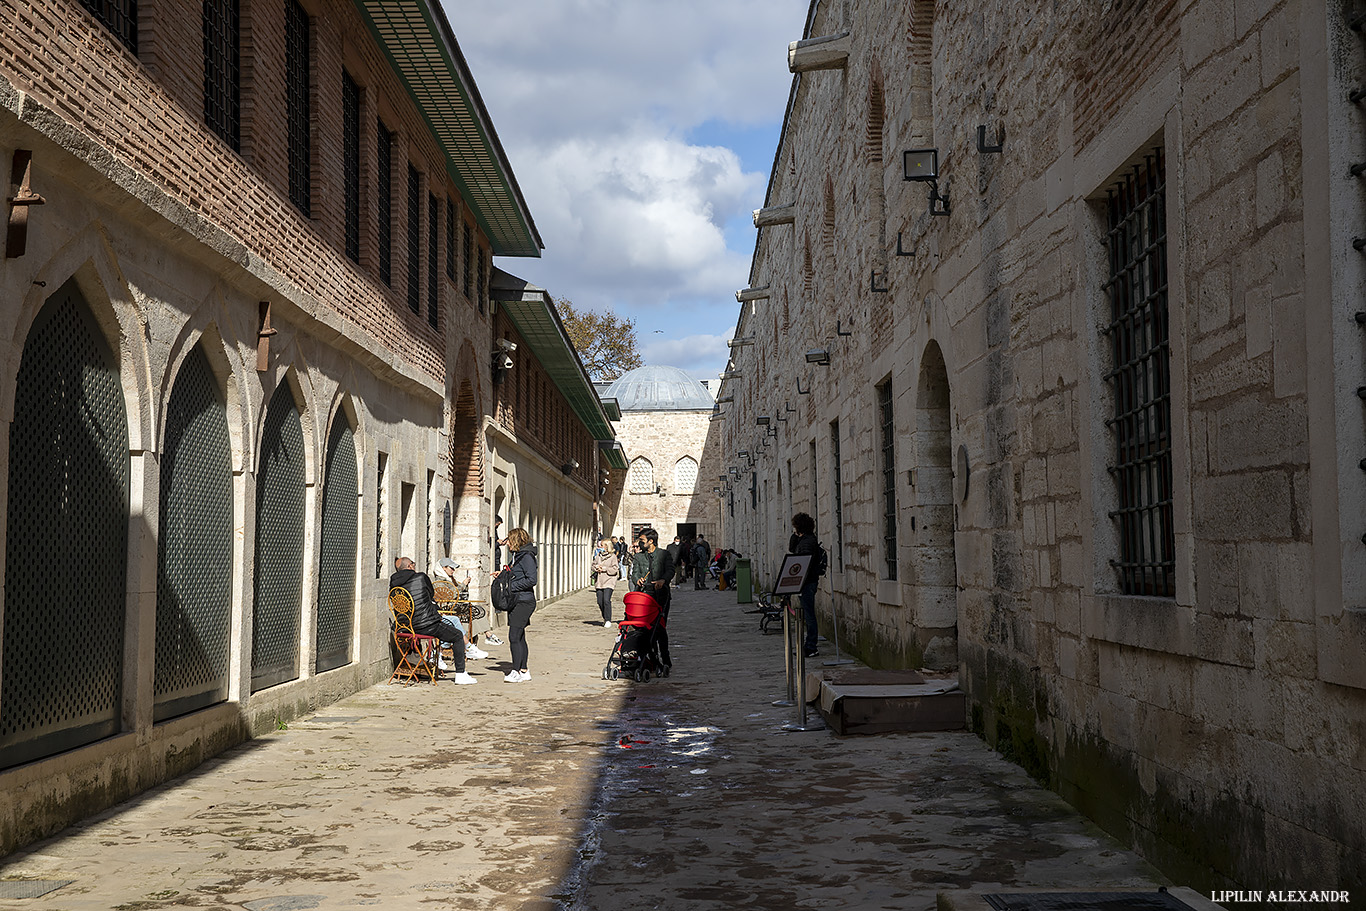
[494,527,537,682]
[591,535,620,627]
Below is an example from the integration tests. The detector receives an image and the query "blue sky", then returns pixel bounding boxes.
[446,1,801,381]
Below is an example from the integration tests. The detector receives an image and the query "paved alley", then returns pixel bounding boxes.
[0,585,1165,910]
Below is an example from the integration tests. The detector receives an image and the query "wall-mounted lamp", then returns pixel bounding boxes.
[716,394,734,404]
[727,336,755,348]
[712,487,721,494]
[806,348,831,366]
[903,148,950,216]
[561,459,579,475]
[756,415,771,426]
[720,370,742,379]
[737,449,750,458]
[709,411,726,422]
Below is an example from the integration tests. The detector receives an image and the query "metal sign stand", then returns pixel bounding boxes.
[781,607,825,732]
[772,594,795,707]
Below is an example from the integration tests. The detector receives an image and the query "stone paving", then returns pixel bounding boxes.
[0,584,1167,910]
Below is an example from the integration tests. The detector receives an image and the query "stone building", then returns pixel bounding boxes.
[0,0,609,854]
[717,0,1363,892]
[599,366,723,548]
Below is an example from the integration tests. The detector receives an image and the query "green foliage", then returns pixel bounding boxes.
[556,298,644,381]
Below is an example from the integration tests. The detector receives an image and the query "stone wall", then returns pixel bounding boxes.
[606,410,723,545]
[716,0,1365,893]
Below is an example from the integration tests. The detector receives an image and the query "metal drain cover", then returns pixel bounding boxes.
[0,880,75,899]
[984,892,1194,911]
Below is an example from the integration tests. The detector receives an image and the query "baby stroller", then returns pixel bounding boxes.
[603,591,669,682]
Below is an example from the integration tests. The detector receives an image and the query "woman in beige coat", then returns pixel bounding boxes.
[591,535,620,627]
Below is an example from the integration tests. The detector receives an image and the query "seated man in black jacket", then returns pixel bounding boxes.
[390,556,478,684]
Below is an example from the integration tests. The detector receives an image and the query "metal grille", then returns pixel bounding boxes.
[427,193,439,328]
[316,418,357,673]
[407,164,421,314]
[1102,147,1173,597]
[252,384,306,692]
[878,380,898,580]
[202,0,240,152]
[155,345,232,722]
[831,420,844,572]
[629,458,653,493]
[477,248,487,314]
[2,283,128,769]
[342,72,360,263]
[285,0,311,216]
[375,452,387,578]
[445,199,455,280]
[462,220,473,299]
[377,121,392,286]
[79,0,137,54]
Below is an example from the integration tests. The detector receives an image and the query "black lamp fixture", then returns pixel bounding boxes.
[806,348,831,366]
[737,449,750,459]
[756,415,771,426]
[903,148,950,216]
[561,459,579,475]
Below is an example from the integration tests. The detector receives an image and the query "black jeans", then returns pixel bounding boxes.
[799,579,819,653]
[507,600,535,671]
[420,618,465,673]
[596,587,613,621]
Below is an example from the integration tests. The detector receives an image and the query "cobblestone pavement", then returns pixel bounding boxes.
[0,584,1165,911]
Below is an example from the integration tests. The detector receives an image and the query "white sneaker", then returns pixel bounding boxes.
[603,620,613,628]
[436,658,451,672]
[517,670,532,682]
[504,670,523,683]
[484,633,504,645]
[465,645,489,660]
[452,672,478,685]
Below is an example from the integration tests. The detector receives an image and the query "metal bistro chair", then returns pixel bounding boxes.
[434,579,487,631]
[388,586,440,685]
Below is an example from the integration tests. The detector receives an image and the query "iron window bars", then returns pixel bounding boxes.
[406,165,421,314]
[285,0,311,215]
[377,121,393,286]
[1103,147,1174,597]
[878,380,898,580]
[80,0,137,54]
[203,0,241,151]
[831,419,844,573]
[342,73,360,262]
[445,199,456,281]
[427,193,439,328]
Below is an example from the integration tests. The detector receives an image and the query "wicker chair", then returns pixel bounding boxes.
[388,586,440,685]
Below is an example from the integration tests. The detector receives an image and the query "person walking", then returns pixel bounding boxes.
[789,513,821,658]
[493,527,537,682]
[591,535,620,627]
[636,529,673,670]
[692,537,711,590]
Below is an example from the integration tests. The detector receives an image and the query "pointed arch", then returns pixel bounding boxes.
[628,457,654,494]
[674,456,699,494]
[316,400,358,674]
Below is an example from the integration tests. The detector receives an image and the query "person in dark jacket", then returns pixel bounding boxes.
[636,528,673,669]
[390,556,477,684]
[692,537,711,589]
[788,513,821,657]
[492,527,537,682]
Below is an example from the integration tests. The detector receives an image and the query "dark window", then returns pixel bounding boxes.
[80,0,137,54]
[203,0,241,151]
[377,121,392,286]
[1103,147,1173,597]
[407,164,421,314]
[877,380,897,580]
[831,419,844,572]
[462,220,473,299]
[285,0,311,215]
[445,199,456,281]
[342,73,360,263]
[427,193,439,328]
[477,247,487,315]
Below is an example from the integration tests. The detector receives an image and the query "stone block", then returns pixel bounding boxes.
[1193,611,1256,667]
[1183,31,1260,141]
[1236,540,1283,620]
[1210,394,1307,471]
[1253,618,1315,678]
[1194,469,1296,541]
[1243,282,1272,358]
[1196,262,1232,334]
[1272,292,1306,398]
[1182,0,1237,70]
[1258,2,1299,88]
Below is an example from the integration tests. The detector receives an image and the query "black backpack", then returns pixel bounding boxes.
[490,572,515,611]
[814,542,829,577]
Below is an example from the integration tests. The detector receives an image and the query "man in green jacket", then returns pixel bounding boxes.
[635,528,673,669]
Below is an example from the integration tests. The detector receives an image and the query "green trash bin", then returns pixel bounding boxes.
[735,558,752,604]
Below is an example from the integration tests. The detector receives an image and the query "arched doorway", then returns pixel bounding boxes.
[914,341,958,669]
[1,280,129,767]
[252,381,306,692]
[315,411,357,674]
[155,343,233,721]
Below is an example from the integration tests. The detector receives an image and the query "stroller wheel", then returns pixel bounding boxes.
[642,668,651,682]
[602,666,610,680]
[610,667,620,680]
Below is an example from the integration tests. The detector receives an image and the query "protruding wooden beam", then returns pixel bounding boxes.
[753,204,796,228]
[257,301,278,372]
[788,33,851,73]
[735,285,771,302]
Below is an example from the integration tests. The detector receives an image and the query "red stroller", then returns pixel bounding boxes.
[602,591,669,681]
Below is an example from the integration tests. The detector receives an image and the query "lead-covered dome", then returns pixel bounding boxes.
[603,365,714,411]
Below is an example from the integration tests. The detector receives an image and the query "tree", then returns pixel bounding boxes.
[556,297,644,382]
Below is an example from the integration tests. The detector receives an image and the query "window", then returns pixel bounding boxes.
[406,164,421,314]
[203,0,241,151]
[877,380,898,580]
[462,221,474,299]
[427,193,439,328]
[831,420,844,572]
[342,73,360,263]
[285,0,311,215]
[628,458,654,494]
[375,451,388,578]
[674,457,698,494]
[477,247,488,315]
[1103,147,1173,597]
[80,0,137,54]
[445,199,455,281]
[377,121,392,286]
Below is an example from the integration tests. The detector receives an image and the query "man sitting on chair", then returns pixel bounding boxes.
[390,556,477,684]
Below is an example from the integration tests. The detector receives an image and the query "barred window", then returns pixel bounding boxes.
[445,199,455,281]
[407,165,421,314]
[80,0,137,54]
[427,193,439,329]
[1103,147,1174,597]
[877,380,897,580]
[203,0,241,151]
[629,458,654,494]
[462,221,474,299]
[285,0,311,215]
[477,247,487,315]
[341,73,360,262]
[831,419,844,572]
[377,121,392,286]
[674,457,698,493]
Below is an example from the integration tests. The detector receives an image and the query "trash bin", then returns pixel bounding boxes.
[735,558,752,604]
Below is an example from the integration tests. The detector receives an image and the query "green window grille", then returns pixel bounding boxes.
[878,380,898,580]
[285,0,311,216]
[203,0,240,151]
[80,0,137,54]
[407,164,421,314]
[342,72,360,263]
[378,121,392,286]
[316,417,357,673]
[155,344,233,721]
[2,282,129,769]
[252,383,306,692]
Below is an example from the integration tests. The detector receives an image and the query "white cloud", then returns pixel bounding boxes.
[640,334,732,377]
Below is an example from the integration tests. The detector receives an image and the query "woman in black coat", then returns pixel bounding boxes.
[495,527,537,682]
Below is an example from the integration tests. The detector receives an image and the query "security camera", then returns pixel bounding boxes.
[495,353,514,370]
[497,338,517,352]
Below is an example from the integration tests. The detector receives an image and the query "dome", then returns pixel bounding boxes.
[603,365,715,412]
